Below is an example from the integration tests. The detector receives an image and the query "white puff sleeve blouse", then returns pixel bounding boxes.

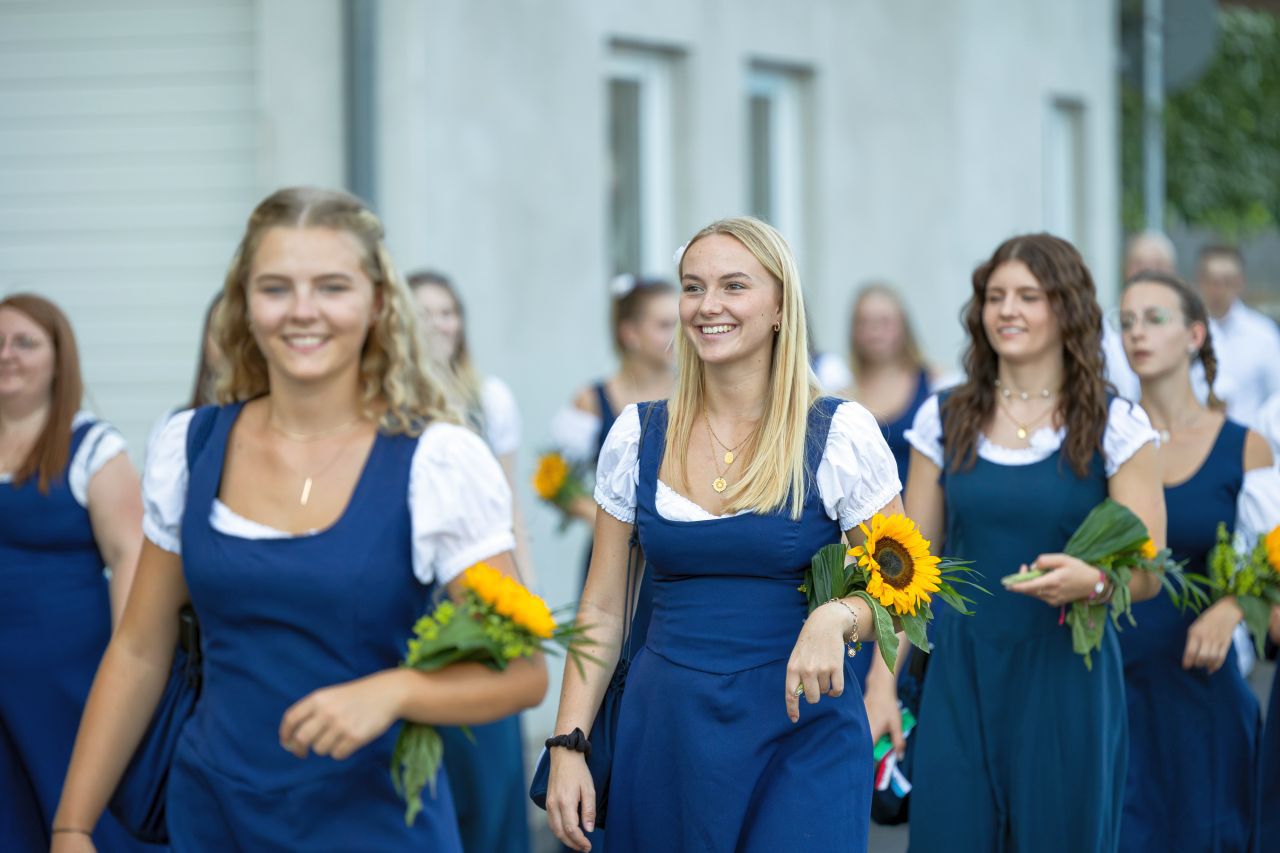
[593,401,902,530]
[142,410,515,586]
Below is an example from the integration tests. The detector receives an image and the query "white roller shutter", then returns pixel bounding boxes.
[0,0,261,457]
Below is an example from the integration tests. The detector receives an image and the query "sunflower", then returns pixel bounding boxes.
[532,452,570,501]
[461,562,556,639]
[1266,526,1280,573]
[848,513,942,616]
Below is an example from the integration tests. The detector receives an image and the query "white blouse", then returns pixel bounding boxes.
[480,376,521,458]
[0,411,126,508]
[594,401,902,530]
[904,395,1159,478]
[142,409,515,586]
[550,405,604,466]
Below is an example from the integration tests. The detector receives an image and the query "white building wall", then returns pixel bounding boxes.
[370,0,1121,737]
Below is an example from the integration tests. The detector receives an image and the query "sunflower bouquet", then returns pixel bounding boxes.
[532,450,591,531]
[803,513,984,671]
[1194,523,1280,657]
[390,562,594,825]
[1002,498,1200,670]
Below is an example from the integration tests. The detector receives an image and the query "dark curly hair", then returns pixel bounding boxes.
[942,233,1109,476]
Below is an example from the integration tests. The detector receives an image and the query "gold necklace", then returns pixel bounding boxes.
[996,395,1056,441]
[704,414,757,465]
[703,416,731,493]
[267,409,366,505]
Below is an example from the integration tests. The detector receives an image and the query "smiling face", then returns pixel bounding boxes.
[1120,280,1201,381]
[0,306,55,407]
[245,226,379,388]
[981,260,1061,364]
[412,282,462,365]
[679,233,783,367]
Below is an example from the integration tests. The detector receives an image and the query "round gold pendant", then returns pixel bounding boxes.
[1016,427,1028,440]
[712,477,728,493]
[724,451,734,465]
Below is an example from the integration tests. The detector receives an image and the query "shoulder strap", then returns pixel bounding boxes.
[618,401,660,663]
[595,382,616,424]
[185,406,220,475]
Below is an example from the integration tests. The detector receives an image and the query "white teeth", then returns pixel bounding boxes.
[701,325,734,335]
[287,336,325,346]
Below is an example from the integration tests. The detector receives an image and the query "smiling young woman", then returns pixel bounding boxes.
[52,188,546,852]
[545,217,902,852]
[0,295,150,852]
[867,233,1168,853]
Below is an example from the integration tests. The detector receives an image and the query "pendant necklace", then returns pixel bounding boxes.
[703,415,734,493]
[996,395,1055,441]
[704,414,757,465]
[267,411,364,506]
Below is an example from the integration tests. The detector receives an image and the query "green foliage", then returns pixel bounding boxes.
[1122,9,1280,236]
[1193,523,1280,657]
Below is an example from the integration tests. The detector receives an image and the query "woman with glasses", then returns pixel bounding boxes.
[1114,270,1277,852]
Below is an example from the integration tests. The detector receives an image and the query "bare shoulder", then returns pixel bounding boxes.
[1244,428,1274,472]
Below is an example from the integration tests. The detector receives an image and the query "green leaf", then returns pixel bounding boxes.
[900,612,929,653]
[804,543,848,613]
[391,723,444,826]
[1237,594,1272,658]
[853,590,899,671]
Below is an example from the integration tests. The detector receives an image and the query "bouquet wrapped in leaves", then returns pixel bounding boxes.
[532,451,591,531]
[1002,498,1202,670]
[1196,523,1280,657]
[802,513,984,671]
[391,562,594,825]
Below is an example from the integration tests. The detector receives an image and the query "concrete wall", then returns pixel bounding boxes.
[370,0,1121,735]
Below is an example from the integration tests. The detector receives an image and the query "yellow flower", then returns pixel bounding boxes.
[848,513,942,616]
[533,453,570,501]
[461,562,556,639]
[1140,539,1157,561]
[1266,526,1280,572]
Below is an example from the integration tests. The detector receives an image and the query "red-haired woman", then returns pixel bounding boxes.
[866,235,1168,852]
[0,294,151,851]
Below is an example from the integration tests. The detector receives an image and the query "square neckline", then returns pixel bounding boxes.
[1161,416,1230,490]
[207,402,384,541]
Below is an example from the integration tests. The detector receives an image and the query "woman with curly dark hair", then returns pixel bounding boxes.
[863,234,1167,852]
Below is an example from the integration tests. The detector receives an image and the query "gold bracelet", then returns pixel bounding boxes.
[826,598,861,658]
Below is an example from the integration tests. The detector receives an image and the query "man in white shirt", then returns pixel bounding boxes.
[1193,244,1280,429]
[1103,231,1178,401]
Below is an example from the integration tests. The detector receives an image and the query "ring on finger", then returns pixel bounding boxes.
[793,684,805,697]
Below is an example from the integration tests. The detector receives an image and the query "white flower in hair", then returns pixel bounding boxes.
[610,274,638,298]
[672,242,689,266]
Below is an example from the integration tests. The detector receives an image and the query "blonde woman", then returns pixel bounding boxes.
[545,218,902,852]
[52,188,546,851]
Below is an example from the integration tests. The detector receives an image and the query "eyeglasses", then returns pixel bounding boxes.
[0,334,45,353]
[1107,307,1180,333]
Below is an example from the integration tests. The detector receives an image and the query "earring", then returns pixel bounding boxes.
[772,322,781,333]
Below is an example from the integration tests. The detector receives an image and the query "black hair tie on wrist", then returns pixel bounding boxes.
[545,727,592,759]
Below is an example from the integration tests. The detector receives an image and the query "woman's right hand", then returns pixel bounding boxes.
[863,664,904,759]
[50,830,97,853]
[546,749,596,852]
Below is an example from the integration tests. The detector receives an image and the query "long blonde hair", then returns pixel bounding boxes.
[667,217,820,520]
[848,283,926,383]
[212,187,456,434]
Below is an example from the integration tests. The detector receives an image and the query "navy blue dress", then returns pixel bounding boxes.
[910,411,1126,852]
[0,422,157,852]
[1119,420,1260,852]
[165,405,462,851]
[604,398,874,852]
[880,367,931,489]
[1261,667,1280,853]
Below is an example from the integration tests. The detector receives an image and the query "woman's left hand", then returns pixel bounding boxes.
[784,599,863,723]
[279,670,406,760]
[1006,553,1101,607]
[1183,597,1243,673]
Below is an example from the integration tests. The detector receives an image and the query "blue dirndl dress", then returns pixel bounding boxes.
[1261,666,1280,853]
[603,398,874,852]
[909,421,1127,852]
[0,421,158,852]
[1119,420,1260,852]
[164,404,462,851]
